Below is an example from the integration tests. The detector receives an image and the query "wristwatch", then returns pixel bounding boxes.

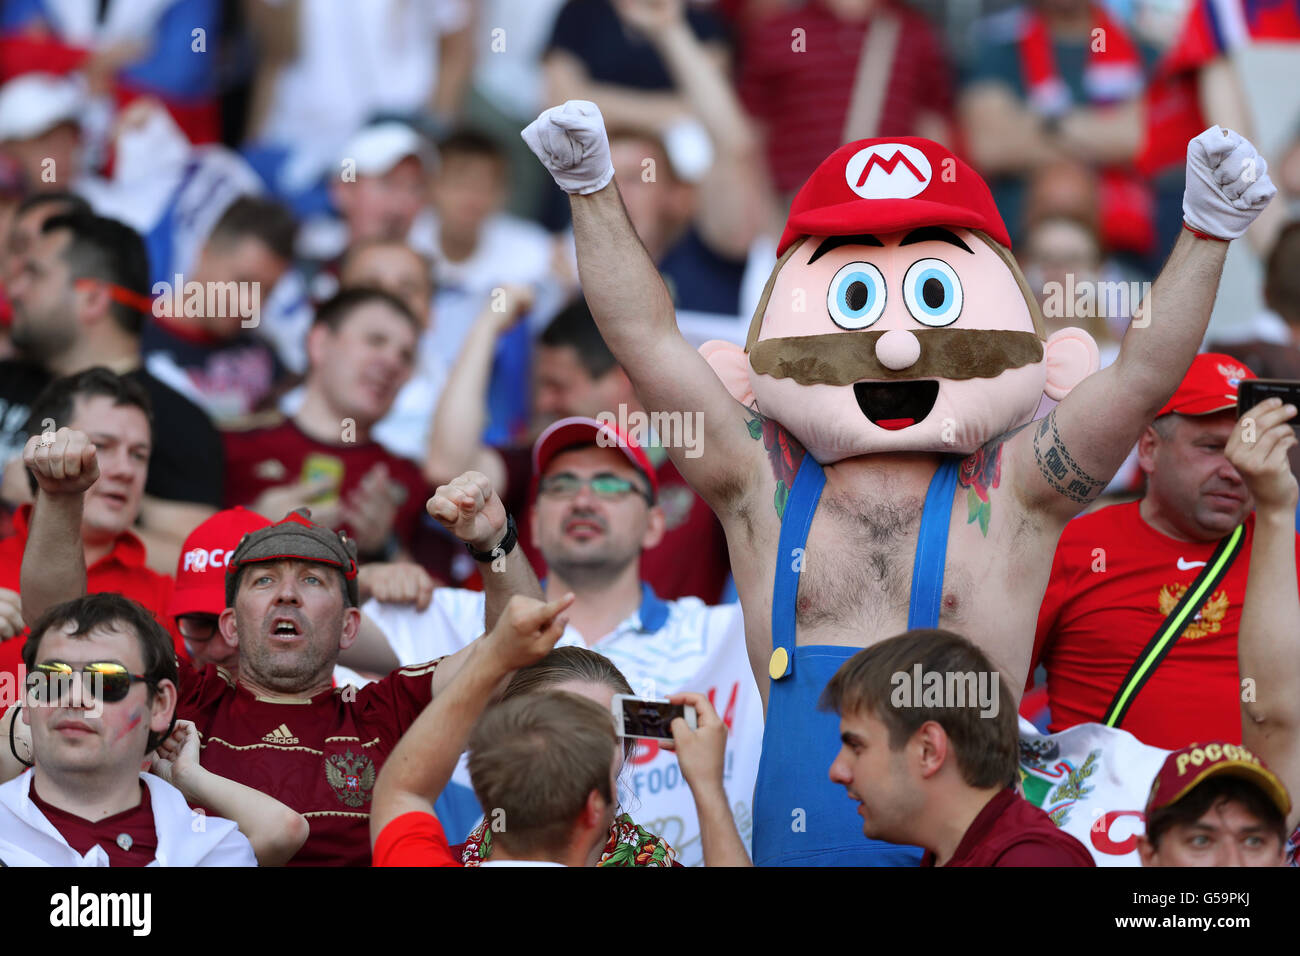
[465,513,517,563]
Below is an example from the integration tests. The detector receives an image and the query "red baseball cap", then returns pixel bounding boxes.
[167,507,272,618]
[1146,741,1290,819]
[1155,353,1256,419]
[532,416,658,498]
[778,137,1011,257]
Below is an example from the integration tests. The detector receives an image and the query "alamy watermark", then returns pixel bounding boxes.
[3,664,106,718]
[596,404,703,459]
[151,274,261,328]
[890,664,1000,718]
[1040,274,1151,327]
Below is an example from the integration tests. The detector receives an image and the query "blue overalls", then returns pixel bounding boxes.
[751,453,962,866]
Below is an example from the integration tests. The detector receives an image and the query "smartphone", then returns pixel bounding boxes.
[300,453,345,504]
[1237,380,1300,424]
[611,695,697,741]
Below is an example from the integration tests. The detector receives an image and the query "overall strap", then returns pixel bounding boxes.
[907,456,962,630]
[769,455,826,680]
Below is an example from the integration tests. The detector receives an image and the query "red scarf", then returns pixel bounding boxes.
[1018,6,1154,255]
[1019,5,1145,117]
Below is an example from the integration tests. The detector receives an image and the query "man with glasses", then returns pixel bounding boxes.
[365,416,763,866]
[0,592,293,866]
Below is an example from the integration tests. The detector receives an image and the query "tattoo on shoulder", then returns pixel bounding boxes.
[744,408,806,519]
[1032,409,1107,504]
[957,423,1028,537]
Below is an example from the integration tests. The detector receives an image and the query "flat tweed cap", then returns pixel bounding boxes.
[225,509,360,607]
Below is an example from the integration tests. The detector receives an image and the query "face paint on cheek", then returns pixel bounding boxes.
[115,711,145,742]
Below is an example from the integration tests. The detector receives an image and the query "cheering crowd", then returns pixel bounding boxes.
[0,0,1299,868]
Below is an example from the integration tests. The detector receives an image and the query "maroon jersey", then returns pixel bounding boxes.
[177,659,440,866]
[30,780,158,867]
[920,789,1095,867]
[222,416,429,555]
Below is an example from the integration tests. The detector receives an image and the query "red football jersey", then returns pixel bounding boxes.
[177,658,440,866]
[0,505,184,690]
[221,417,429,553]
[1033,502,1300,750]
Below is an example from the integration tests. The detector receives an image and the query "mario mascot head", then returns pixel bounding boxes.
[702,138,1101,463]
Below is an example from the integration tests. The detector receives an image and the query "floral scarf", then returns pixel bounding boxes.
[459,813,678,867]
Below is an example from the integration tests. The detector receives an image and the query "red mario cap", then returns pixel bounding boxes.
[1156,353,1256,419]
[167,507,272,618]
[1145,741,1290,819]
[532,416,658,499]
[778,138,1011,257]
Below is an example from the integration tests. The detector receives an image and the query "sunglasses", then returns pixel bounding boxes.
[26,662,152,704]
[538,472,652,503]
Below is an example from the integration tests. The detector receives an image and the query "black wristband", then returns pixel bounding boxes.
[465,513,517,563]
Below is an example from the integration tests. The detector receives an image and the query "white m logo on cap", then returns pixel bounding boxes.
[844,144,932,200]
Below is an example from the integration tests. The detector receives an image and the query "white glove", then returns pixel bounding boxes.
[521,100,616,196]
[1182,126,1276,240]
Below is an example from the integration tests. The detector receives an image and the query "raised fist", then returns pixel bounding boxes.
[1183,126,1276,240]
[426,471,507,554]
[521,100,616,196]
[22,427,100,497]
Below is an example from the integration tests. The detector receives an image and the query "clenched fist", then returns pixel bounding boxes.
[1183,126,1276,240]
[426,471,507,553]
[23,427,100,497]
[521,100,616,196]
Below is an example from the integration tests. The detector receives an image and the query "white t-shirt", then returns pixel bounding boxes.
[0,771,257,867]
[407,210,562,367]
[257,0,471,191]
[364,586,763,866]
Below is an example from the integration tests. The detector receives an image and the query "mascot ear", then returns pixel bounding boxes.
[1042,327,1100,401]
[700,340,756,407]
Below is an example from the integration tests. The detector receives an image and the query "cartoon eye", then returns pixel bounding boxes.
[826,262,887,330]
[903,258,962,327]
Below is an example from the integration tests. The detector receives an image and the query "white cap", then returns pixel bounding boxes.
[0,73,83,142]
[340,122,436,177]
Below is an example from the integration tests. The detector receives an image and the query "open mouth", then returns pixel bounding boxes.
[271,618,302,639]
[853,381,940,431]
[564,518,604,539]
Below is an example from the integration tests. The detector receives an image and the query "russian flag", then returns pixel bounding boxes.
[1138,0,1299,175]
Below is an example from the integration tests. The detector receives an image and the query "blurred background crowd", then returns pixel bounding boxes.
[0,0,1297,596]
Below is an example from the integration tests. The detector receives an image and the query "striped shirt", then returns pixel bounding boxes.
[737,0,954,194]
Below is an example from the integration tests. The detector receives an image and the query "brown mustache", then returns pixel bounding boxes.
[747,329,1044,387]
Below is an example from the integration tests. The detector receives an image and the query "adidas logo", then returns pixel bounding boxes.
[262,723,299,745]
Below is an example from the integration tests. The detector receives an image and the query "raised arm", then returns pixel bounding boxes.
[668,691,752,867]
[1226,399,1300,834]
[1007,127,1276,522]
[522,102,766,506]
[622,0,771,260]
[423,287,532,492]
[150,720,310,866]
[370,593,573,842]
[18,428,97,624]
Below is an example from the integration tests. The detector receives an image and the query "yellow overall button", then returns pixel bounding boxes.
[769,646,789,680]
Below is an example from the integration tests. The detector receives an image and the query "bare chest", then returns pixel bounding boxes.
[786,481,1045,652]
